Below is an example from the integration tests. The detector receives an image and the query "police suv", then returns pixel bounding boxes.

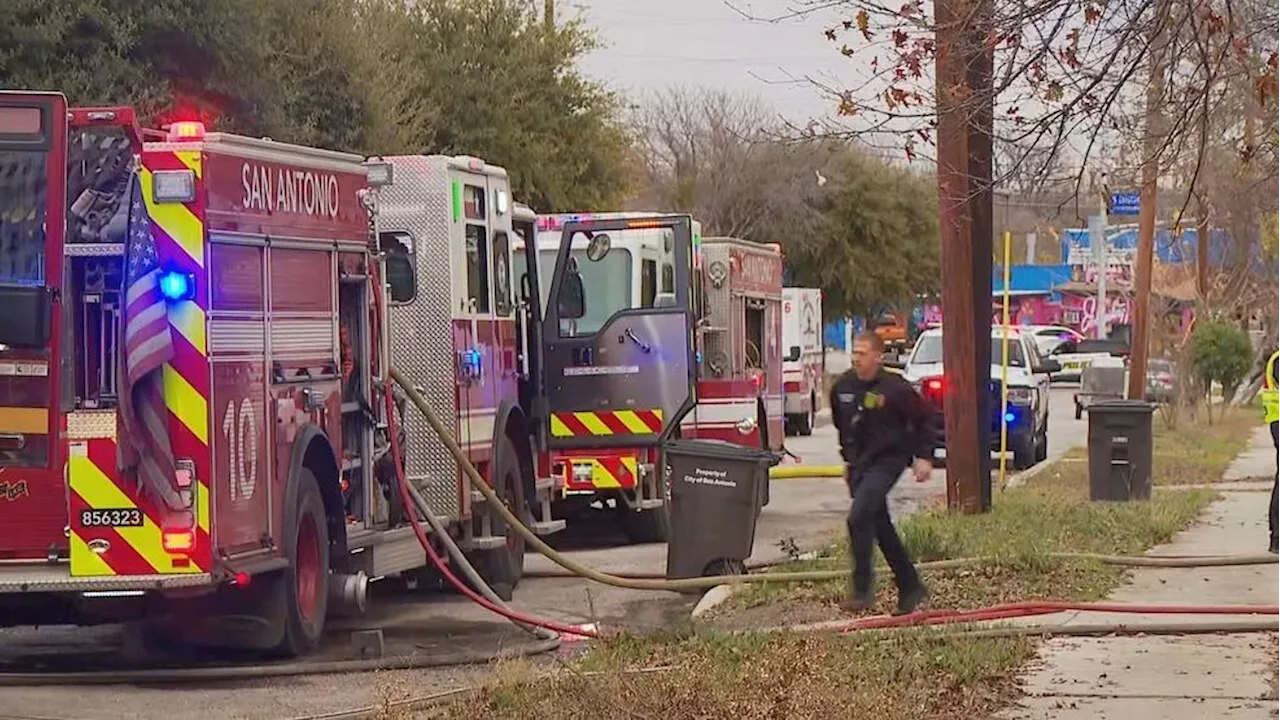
[892,326,1059,470]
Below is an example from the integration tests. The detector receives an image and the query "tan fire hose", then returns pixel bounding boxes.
[388,368,1278,592]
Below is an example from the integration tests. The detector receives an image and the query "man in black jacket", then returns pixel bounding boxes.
[830,331,935,615]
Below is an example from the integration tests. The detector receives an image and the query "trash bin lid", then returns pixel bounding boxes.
[1085,399,1157,414]
[662,438,781,465]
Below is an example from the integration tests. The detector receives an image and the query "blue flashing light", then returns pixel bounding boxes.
[1003,412,1017,424]
[461,348,483,374]
[158,271,195,302]
[695,351,703,364]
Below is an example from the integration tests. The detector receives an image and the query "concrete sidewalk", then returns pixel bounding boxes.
[993,426,1280,720]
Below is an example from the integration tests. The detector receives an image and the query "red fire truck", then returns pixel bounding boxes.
[514,218,782,543]
[0,92,562,656]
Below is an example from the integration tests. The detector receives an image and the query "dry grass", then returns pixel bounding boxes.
[721,458,1216,618]
[424,630,1034,720]
[418,410,1257,720]
[1150,407,1261,485]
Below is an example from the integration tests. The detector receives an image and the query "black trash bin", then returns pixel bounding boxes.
[1086,399,1156,501]
[663,439,780,582]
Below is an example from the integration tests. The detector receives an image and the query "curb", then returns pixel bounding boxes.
[691,551,822,620]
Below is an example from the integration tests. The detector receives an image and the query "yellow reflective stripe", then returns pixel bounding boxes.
[175,149,203,179]
[162,364,209,445]
[168,301,207,355]
[550,415,573,438]
[614,410,652,434]
[139,169,205,267]
[69,531,117,577]
[591,460,622,489]
[69,456,202,575]
[196,480,210,534]
[573,412,612,436]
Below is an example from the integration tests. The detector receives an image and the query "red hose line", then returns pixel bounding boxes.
[839,600,1280,633]
[371,279,599,641]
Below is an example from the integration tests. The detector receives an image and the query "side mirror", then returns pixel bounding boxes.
[784,345,801,362]
[384,253,416,304]
[558,269,586,320]
[1038,359,1062,374]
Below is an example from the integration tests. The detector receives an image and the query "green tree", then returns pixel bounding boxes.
[786,150,941,321]
[403,0,634,211]
[1190,319,1254,422]
[0,0,424,152]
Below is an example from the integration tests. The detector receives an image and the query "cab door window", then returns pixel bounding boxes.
[492,231,512,317]
[464,223,490,314]
[462,183,490,314]
[640,258,657,308]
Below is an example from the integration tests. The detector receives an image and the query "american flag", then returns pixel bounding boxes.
[117,174,183,511]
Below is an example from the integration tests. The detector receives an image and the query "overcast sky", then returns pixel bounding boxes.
[569,0,855,125]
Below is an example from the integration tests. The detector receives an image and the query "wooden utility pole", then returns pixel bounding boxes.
[1128,4,1170,400]
[935,0,995,513]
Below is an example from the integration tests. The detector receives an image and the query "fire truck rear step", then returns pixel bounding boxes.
[0,565,213,594]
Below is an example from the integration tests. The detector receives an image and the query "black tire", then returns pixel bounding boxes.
[1034,426,1049,463]
[796,404,814,436]
[272,467,330,658]
[1011,433,1036,470]
[783,415,796,437]
[621,505,670,544]
[470,432,529,600]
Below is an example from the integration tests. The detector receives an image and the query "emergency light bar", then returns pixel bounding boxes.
[166,121,206,141]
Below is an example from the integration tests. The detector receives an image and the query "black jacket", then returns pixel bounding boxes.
[829,369,936,469]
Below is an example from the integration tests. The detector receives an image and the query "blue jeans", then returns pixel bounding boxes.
[846,462,921,596]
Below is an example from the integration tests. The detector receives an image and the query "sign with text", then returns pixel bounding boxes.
[1109,191,1141,216]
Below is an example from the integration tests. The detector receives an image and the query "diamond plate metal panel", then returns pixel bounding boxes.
[67,410,117,440]
[700,243,732,377]
[378,156,460,518]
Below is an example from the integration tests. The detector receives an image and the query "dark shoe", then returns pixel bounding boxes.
[1269,537,1277,554]
[893,583,929,616]
[840,591,876,613]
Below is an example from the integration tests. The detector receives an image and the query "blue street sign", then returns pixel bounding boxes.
[1109,191,1141,216]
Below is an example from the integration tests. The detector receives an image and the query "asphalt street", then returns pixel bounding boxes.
[2,387,1088,720]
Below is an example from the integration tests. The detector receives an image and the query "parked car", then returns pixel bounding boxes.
[1024,325,1085,356]
[1048,337,1129,382]
[894,327,1059,470]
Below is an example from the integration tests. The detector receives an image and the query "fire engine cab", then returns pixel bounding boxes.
[0,91,556,657]
[515,216,782,543]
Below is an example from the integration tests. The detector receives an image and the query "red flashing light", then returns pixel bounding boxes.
[231,571,251,588]
[923,377,945,396]
[167,121,206,142]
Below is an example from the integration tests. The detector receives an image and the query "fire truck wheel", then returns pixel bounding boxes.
[470,432,528,600]
[796,405,815,436]
[272,467,330,657]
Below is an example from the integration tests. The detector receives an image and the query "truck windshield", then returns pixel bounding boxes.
[0,150,48,286]
[911,335,1025,367]
[512,245,635,335]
